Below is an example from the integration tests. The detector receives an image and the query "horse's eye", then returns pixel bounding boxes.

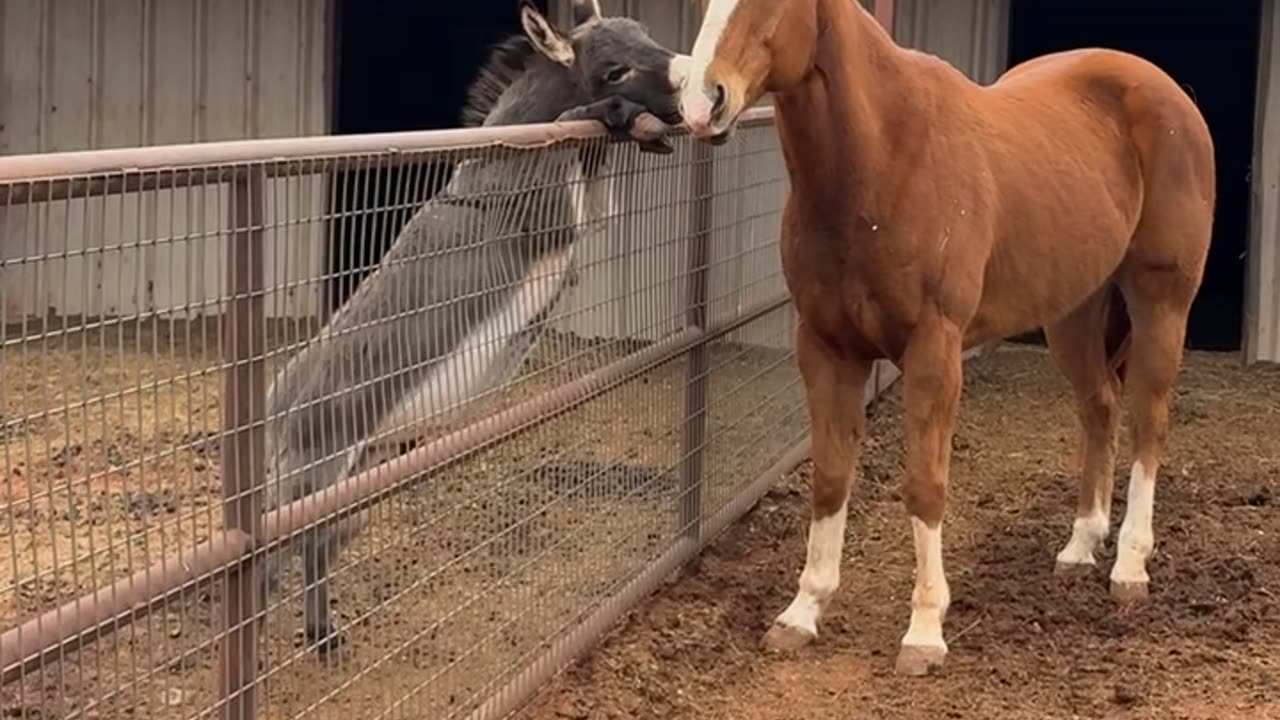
[604,66,631,84]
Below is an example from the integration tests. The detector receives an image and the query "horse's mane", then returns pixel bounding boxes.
[460,34,539,127]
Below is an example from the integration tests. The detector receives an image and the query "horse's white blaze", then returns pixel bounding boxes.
[1056,510,1110,566]
[901,518,949,651]
[668,54,692,91]
[1112,460,1156,585]
[774,500,849,635]
[680,0,742,129]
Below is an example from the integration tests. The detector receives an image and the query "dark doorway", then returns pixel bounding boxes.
[1006,0,1261,352]
[324,0,550,314]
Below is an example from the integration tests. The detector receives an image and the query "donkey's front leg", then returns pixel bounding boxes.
[895,320,963,676]
[763,325,871,652]
[556,96,674,154]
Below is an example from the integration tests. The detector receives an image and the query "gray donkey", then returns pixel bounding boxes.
[261,0,689,655]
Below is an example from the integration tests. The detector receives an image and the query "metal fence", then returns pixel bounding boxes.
[0,110,898,720]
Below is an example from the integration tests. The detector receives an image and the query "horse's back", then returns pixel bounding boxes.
[931,47,1215,341]
[1001,48,1216,261]
[992,47,1214,183]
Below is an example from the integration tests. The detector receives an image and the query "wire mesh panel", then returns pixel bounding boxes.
[0,114,807,720]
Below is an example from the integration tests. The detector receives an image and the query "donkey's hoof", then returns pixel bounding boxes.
[895,644,947,677]
[761,622,816,653]
[1110,579,1149,602]
[1054,561,1098,579]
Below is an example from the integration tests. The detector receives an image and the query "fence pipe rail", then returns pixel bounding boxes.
[679,143,715,544]
[0,109,776,192]
[0,102,798,720]
[220,169,267,720]
[465,367,901,720]
[463,437,813,720]
[0,291,790,688]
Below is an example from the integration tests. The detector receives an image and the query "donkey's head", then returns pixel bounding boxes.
[518,0,687,125]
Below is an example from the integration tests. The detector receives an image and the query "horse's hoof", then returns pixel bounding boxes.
[1110,579,1149,602]
[1054,561,1097,578]
[895,644,947,677]
[761,622,816,653]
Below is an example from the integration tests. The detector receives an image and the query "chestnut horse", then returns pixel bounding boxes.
[678,0,1215,675]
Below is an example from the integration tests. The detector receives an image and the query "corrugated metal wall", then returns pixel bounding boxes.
[892,0,1009,83]
[1248,0,1280,364]
[0,0,329,322]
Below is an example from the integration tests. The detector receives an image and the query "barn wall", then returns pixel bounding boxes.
[1248,0,1280,364]
[0,0,329,322]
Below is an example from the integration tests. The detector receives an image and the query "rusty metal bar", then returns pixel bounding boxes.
[260,293,785,549]
[0,293,790,687]
[679,143,715,543]
[219,168,266,720]
[463,434,815,720]
[5,154,482,205]
[463,534,700,720]
[0,531,253,685]
[0,109,778,193]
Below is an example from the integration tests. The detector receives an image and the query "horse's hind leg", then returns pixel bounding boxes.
[762,324,871,652]
[1045,287,1126,574]
[1108,271,1198,600]
[1107,204,1209,600]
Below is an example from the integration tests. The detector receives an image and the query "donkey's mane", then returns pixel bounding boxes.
[460,34,540,127]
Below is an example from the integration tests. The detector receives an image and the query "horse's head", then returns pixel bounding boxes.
[519,0,687,126]
[679,0,819,143]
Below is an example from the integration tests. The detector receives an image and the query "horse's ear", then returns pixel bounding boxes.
[519,1,575,67]
[570,0,602,26]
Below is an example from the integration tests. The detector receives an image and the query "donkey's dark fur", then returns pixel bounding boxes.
[261,0,688,656]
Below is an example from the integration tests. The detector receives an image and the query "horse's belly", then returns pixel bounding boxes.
[969,229,1129,344]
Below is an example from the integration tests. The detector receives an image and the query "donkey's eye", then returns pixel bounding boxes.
[604,66,631,84]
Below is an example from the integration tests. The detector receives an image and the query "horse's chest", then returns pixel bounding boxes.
[780,225,905,358]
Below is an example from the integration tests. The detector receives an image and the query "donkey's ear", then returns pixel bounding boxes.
[519,1,574,67]
[570,0,603,26]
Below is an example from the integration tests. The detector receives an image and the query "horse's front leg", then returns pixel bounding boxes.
[556,96,674,154]
[762,324,871,651]
[895,319,964,676]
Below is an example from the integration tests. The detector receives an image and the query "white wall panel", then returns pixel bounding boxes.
[1247,0,1280,363]
[0,0,329,322]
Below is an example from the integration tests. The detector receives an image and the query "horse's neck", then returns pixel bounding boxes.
[772,0,907,212]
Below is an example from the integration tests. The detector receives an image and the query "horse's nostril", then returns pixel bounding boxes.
[711,83,728,118]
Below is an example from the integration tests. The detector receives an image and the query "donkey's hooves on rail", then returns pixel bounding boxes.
[894,645,947,677]
[1054,561,1098,579]
[1110,579,1149,602]
[761,622,816,653]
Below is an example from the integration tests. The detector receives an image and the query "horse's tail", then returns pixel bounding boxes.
[1103,282,1131,387]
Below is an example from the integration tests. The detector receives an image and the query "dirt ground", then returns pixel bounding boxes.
[518,344,1280,720]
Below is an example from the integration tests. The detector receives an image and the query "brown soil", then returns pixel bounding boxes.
[518,345,1280,720]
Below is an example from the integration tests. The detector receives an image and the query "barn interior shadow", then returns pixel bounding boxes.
[1006,0,1261,353]
[325,0,550,315]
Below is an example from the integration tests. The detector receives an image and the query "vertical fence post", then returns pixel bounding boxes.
[680,143,714,545]
[221,166,266,720]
